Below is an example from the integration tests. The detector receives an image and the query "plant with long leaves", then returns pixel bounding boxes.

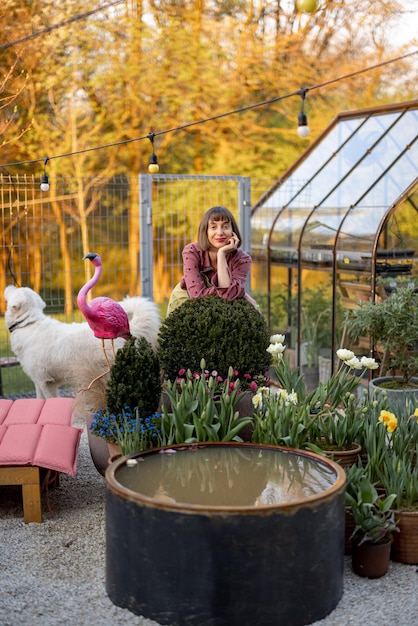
[160,362,253,445]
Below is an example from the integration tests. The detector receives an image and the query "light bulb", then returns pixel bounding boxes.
[148,152,159,174]
[297,111,310,137]
[297,124,310,138]
[297,0,317,13]
[40,173,50,191]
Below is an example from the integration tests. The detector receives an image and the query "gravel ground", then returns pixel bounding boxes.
[1,411,418,626]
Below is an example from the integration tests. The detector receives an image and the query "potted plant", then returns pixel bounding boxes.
[255,339,379,467]
[344,286,418,403]
[345,476,398,578]
[374,399,418,564]
[157,296,272,382]
[159,361,254,445]
[304,348,378,464]
[376,275,418,296]
[157,296,272,422]
[85,336,162,473]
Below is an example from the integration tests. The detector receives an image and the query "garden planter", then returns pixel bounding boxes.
[86,413,110,476]
[369,377,418,411]
[105,442,346,626]
[159,390,255,442]
[391,510,418,564]
[352,540,391,578]
[344,507,355,555]
[107,442,121,458]
[302,365,319,391]
[322,441,362,469]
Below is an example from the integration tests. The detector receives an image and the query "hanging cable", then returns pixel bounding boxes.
[0,49,416,171]
[0,0,125,52]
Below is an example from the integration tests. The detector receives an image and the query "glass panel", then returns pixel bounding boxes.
[285,113,404,209]
[269,206,313,264]
[355,139,418,208]
[301,206,351,266]
[323,111,417,209]
[299,272,333,382]
[251,205,278,250]
[264,118,363,209]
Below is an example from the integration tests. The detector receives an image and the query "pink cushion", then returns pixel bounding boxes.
[0,398,81,476]
[38,398,75,425]
[3,398,46,425]
[33,424,81,477]
[0,424,42,463]
[0,400,14,424]
[0,424,7,444]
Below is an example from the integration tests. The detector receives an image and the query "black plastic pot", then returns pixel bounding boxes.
[106,442,346,626]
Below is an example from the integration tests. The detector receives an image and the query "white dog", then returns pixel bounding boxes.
[4,285,161,399]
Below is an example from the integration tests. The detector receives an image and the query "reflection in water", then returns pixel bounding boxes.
[116,447,337,507]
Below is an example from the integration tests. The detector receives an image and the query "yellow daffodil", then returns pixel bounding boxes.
[386,417,398,433]
[285,390,298,406]
[252,392,263,410]
[378,410,396,424]
[377,410,398,432]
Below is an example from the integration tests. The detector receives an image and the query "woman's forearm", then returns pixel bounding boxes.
[216,248,231,287]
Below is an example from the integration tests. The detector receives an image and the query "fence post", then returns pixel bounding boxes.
[239,177,252,292]
[139,174,154,299]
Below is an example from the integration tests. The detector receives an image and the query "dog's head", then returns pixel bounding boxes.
[4,285,47,331]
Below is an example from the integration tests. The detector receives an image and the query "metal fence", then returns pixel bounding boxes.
[0,173,274,396]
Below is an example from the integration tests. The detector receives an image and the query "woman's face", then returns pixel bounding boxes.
[207,218,233,250]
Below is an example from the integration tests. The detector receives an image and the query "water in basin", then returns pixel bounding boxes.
[115,445,336,508]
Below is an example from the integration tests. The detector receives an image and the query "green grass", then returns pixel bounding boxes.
[0,318,35,396]
[0,302,167,397]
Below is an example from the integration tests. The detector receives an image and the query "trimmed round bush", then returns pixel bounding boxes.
[106,337,161,417]
[157,296,272,381]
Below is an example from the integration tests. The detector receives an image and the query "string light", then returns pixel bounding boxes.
[147,133,159,174]
[297,88,310,138]
[0,50,415,173]
[296,0,317,13]
[40,157,50,191]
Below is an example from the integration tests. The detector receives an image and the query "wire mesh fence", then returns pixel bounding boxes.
[0,173,274,396]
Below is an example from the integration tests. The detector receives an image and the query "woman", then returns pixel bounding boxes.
[167,206,258,316]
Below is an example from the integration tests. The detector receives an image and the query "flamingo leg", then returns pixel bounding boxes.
[84,339,116,389]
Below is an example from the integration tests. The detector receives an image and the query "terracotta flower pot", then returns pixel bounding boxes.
[352,539,391,578]
[321,441,362,469]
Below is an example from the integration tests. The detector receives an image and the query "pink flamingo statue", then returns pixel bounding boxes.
[77,252,131,387]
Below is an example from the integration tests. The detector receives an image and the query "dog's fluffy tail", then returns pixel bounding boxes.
[120,296,161,349]
[73,296,161,416]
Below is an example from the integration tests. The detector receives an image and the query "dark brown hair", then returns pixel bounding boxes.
[197,206,242,251]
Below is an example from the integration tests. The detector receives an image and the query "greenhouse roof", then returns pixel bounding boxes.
[252,100,418,273]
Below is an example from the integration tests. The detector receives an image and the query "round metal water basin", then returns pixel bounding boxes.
[106,442,346,626]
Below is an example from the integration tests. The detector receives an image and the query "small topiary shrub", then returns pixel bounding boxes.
[157,296,272,381]
[105,337,162,417]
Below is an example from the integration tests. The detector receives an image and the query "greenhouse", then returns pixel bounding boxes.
[251,100,418,383]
